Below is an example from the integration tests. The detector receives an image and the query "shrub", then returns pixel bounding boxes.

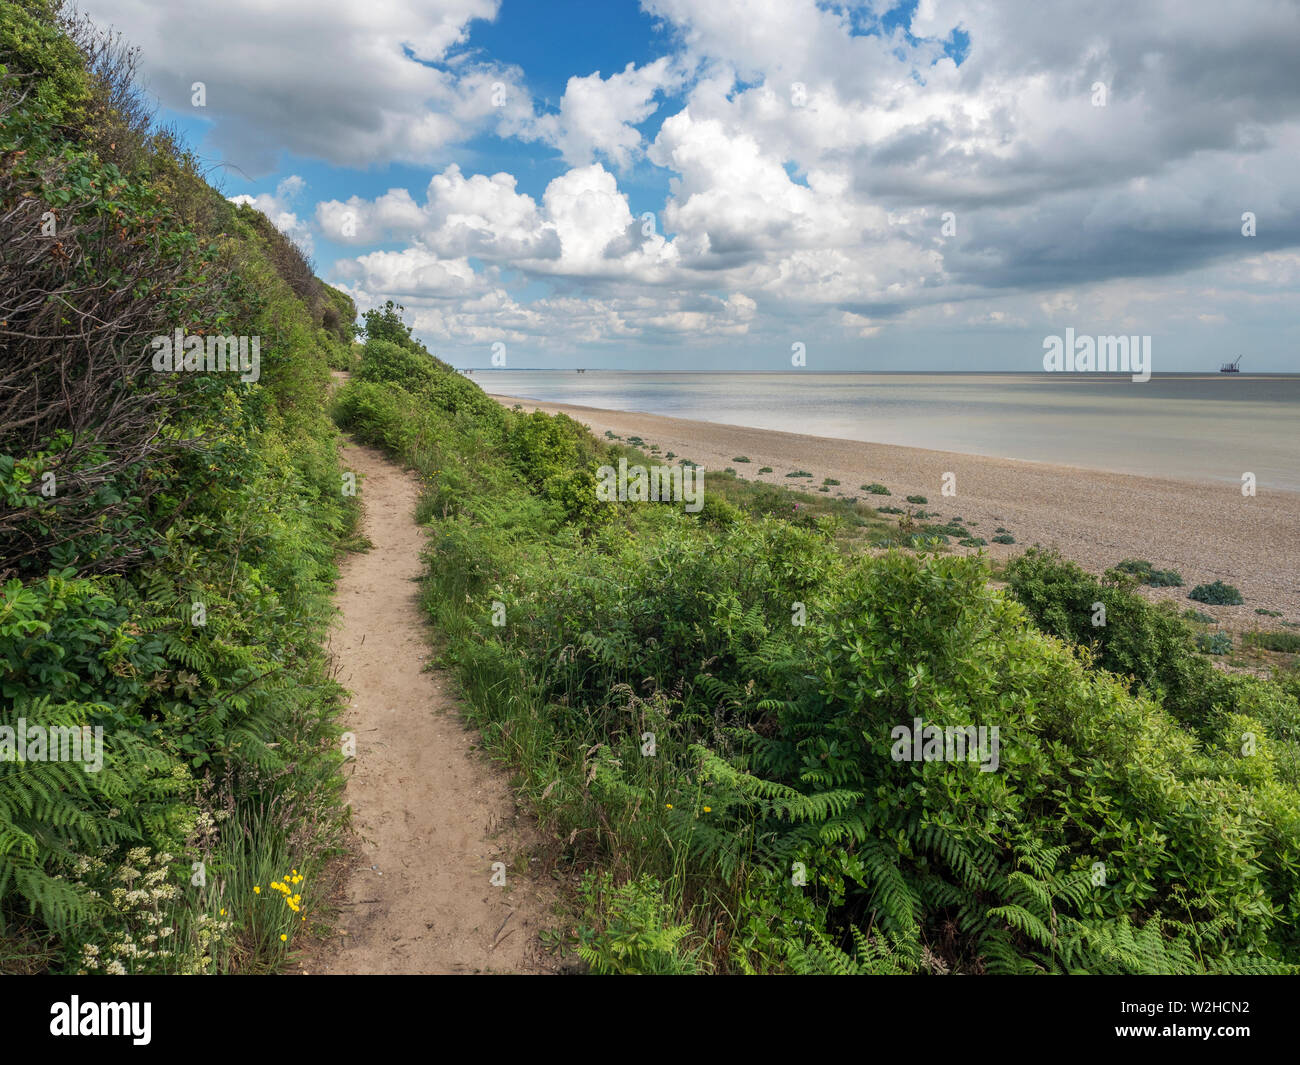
[1196,632,1233,655]
[861,483,890,495]
[785,470,813,478]
[1004,549,1300,768]
[733,456,751,463]
[1190,581,1244,606]
[905,495,927,504]
[758,467,773,473]
[822,478,840,486]
[1114,559,1184,587]
[992,534,1015,544]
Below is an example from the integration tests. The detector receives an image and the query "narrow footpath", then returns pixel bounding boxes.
[302,435,557,974]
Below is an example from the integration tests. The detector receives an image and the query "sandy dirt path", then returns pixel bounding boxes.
[302,438,557,974]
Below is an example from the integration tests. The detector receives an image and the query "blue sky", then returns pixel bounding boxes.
[86,0,1300,371]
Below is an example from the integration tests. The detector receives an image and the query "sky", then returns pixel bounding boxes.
[83,0,1300,371]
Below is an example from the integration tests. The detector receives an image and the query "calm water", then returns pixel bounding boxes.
[477,372,1300,491]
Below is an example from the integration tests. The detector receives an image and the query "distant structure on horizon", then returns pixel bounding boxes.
[1220,356,1242,373]
[576,368,586,373]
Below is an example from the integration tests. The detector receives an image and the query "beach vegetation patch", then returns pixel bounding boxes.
[861,483,891,495]
[906,494,928,504]
[1245,632,1300,654]
[1195,632,1233,655]
[992,534,1016,544]
[1189,581,1244,606]
[1114,559,1184,587]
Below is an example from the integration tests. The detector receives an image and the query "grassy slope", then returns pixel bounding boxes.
[1,1,358,973]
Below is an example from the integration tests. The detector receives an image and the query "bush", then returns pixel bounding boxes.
[355,337,439,389]
[1114,559,1184,587]
[1190,581,1244,606]
[1196,632,1233,655]
[822,478,840,486]
[758,466,773,473]
[1005,550,1300,767]
[785,470,813,478]
[861,483,891,495]
[992,534,1015,544]
[905,495,927,504]
[732,456,751,463]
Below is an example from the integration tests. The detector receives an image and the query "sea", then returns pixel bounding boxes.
[473,372,1300,492]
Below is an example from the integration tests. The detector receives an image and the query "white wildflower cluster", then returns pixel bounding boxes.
[71,847,189,974]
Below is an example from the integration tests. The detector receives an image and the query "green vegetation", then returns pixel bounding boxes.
[1190,581,1244,606]
[992,534,1016,544]
[8,2,1299,978]
[335,318,1300,974]
[1004,550,1298,759]
[861,483,891,495]
[1195,632,1233,655]
[906,494,927,504]
[1114,559,1184,588]
[758,466,773,474]
[1245,632,1300,654]
[822,478,840,486]
[733,456,751,463]
[0,1,356,972]
[785,470,813,478]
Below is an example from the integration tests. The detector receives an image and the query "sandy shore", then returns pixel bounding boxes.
[491,394,1300,623]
